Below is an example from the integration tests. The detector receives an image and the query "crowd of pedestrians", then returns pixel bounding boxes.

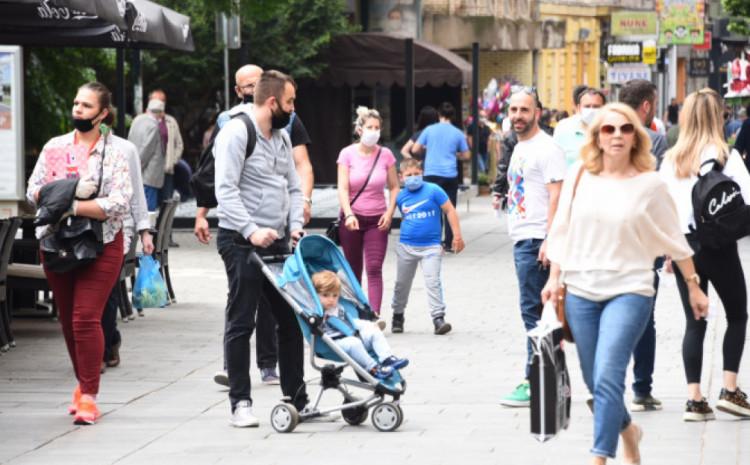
[21,63,750,465]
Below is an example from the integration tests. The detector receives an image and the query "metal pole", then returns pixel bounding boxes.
[116,48,126,136]
[131,48,142,114]
[471,42,479,185]
[405,38,415,138]
[224,45,230,110]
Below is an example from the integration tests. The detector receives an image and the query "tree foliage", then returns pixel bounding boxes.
[24,0,354,158]
[723,0,750,35]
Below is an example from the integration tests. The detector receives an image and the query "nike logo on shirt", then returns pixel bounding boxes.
[402,199,429,214]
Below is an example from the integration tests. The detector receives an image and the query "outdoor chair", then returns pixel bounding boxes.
[117,232,139,321]
[0,218,22,351]
[153,197,179,304]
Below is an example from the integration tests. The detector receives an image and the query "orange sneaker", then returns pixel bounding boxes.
[67,385,81,415]
[74,395,100,425]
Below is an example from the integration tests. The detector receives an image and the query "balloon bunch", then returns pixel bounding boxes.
[475,77,521,124]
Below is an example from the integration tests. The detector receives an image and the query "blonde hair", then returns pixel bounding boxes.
[400,158,422,172]
[353,106,382,136]
[664,88,729,179]
[580,102,655,174]
[312,270,341,295]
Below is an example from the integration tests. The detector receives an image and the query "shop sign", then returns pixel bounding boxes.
[607,64,652,84]
[642,40,657,65]
[689,58,710,76]
[692,31,711,50]
[611,11,657,37]
[0,46,24,201]
[657,0,705,46]
[607,43,642,63]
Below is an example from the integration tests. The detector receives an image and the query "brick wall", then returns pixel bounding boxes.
[478,50,534,86]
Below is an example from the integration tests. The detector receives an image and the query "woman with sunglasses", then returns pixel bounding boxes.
[542,103,707,464]
[660,88,750,421]
[26,82,132,425]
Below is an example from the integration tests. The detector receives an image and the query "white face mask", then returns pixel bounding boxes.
[580,107,599,126]
[360,129,381,147]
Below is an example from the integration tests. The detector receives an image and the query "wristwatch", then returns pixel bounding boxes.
[302,196,312,205]
[685,273,701,286]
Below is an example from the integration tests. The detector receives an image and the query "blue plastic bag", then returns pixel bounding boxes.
[132,255,169,309]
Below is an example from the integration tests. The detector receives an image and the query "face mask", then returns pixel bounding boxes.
[405,175,423,191]
[580,107,599,126]
[580,108,599,126]
[271,106,291,129]
[243,93,254,104]
[360,129,380,147]
[71,112,101,133]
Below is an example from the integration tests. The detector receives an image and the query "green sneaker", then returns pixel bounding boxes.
[500,381,530,407]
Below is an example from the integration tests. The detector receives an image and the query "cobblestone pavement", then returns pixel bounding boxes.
[1,196,748,465]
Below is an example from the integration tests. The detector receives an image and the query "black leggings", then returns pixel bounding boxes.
[674,239,748,384]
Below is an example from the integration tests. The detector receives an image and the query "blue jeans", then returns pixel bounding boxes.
[512,238,548,379]
[143,185,160,211]
[566,292,653,459]
[631,257,663,397]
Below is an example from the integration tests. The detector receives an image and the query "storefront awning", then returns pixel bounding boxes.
[319,33,471,87]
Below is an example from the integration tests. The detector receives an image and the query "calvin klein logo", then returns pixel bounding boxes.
[708,189,740,216]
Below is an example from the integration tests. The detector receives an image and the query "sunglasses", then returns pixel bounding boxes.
[600,123,635,135]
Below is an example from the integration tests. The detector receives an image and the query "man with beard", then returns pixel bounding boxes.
[214,70,309,426]
[498,88,566,408]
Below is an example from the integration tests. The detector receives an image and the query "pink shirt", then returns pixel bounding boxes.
[337,144,396,216]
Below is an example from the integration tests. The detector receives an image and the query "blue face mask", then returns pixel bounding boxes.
[405,175,423,191]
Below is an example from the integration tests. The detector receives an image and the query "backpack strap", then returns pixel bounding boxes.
[233,113,257,160]
[699,158,724,176]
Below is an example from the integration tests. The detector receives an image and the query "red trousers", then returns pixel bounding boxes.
[43,232,123,395]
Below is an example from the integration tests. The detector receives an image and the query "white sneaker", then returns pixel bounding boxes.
[213,370,229,387]
[230,400,259,427]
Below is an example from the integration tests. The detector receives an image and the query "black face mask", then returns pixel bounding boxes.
[271,106,292,129]
[242,93,254,104]
[71,113,101,133]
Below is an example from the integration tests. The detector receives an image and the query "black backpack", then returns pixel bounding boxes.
[190,113,256,209]
[691,158,750,249]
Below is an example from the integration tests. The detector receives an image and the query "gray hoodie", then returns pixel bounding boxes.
[214,107,302,240]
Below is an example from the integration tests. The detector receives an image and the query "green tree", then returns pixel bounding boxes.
[24,48,116,154]
[141,0,354,161]
[723,0,750,35]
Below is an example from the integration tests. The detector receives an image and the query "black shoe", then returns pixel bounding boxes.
[433,317,452,335]
[683,398,715,422]
[392,314,404,333]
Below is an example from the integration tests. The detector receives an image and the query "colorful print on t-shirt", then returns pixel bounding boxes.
[507,154,526,219]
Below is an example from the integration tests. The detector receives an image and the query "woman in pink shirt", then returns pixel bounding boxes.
[337,106,399,314]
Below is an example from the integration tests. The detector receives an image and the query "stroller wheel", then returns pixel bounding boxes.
[371,402,402,432]
[342,402,368,426]
[270,403,299,433]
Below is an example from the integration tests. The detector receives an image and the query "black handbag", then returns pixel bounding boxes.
[326,148,382,245]
[40,135,107,273]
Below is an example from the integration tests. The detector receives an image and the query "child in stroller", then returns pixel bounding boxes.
[312,270,408,380]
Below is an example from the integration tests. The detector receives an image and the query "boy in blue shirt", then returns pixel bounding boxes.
[390,159,465,335]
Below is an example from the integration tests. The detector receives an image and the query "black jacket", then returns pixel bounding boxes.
[491,131,518,198]
[34,178,77,226]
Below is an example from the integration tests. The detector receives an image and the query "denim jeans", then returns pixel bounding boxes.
[631,256,663,397]
[512,238,548,379]
[143,185,160,211]
[566,292,653,459]
[217,228,308,411]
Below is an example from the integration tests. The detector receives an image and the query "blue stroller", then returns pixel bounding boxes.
[249,235,406,433]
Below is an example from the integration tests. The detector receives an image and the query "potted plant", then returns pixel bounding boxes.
[477,172,491,196]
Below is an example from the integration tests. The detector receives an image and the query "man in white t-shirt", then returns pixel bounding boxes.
[493,88,566,407]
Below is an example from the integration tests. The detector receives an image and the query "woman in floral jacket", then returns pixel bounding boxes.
[26,82,132,425]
